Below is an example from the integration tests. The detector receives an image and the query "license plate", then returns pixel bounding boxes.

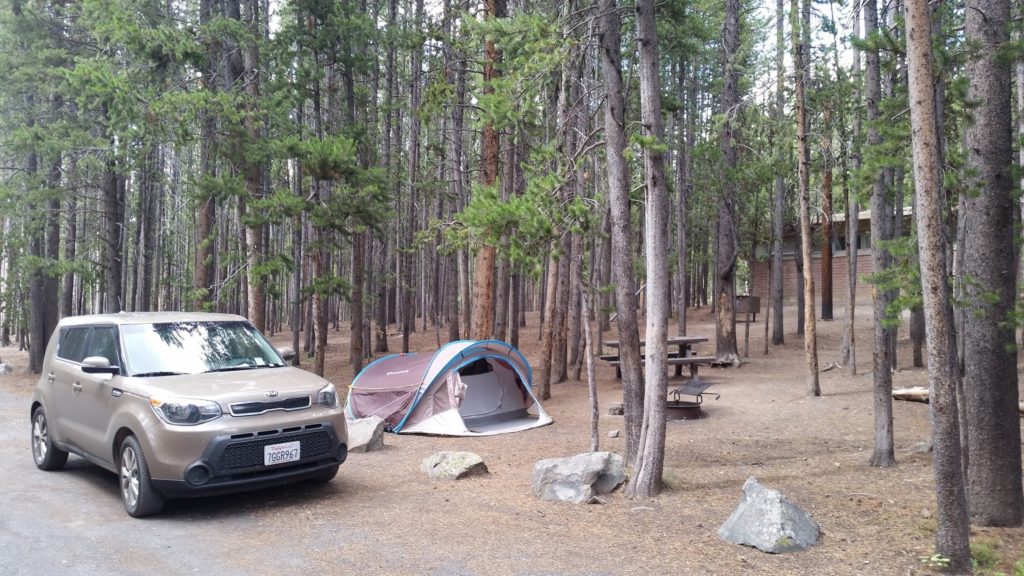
[264,441,301,466]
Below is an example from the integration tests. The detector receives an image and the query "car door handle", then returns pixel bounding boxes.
[47,373,55,384]
[72,382,83,394]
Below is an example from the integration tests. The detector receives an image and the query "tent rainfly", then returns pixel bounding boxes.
[345,340,553,436]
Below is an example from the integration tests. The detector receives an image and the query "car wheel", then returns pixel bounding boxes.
[310,465,339,485]
[31,406,68,471]
[119,435,165,518]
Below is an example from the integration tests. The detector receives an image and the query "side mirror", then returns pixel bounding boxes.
[81,356,120,375]
[276,346,296,362]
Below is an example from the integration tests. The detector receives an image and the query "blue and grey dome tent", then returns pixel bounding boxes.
[345,340,553,436]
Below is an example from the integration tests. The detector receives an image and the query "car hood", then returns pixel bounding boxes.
[123,367,333,405]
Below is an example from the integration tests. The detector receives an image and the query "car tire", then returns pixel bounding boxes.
[31,406,68,471]
[310,465,340,485]
[119,435,165,518]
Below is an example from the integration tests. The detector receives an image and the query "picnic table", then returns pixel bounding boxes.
[601,335,714,379]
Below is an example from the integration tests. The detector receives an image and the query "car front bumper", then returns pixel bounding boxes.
[152,421,347,498]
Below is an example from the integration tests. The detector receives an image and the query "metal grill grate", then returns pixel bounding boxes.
[220,429,333,470]
[229,396,311,416]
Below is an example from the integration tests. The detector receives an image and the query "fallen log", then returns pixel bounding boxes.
[892,386,1024,416]
[892,386,929,403]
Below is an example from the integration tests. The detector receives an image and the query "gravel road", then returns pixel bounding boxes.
[0,388,445,576]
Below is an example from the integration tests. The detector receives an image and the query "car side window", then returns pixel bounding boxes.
[85,326,120,367]
[56,327,90,363]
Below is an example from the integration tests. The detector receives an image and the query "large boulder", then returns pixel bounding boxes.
[718,476,821,553]
[346,416,385,453]
[421,451,489,480]
[532,452,625,504]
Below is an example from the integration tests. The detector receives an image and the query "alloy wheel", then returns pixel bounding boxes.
[120,445,140,509]
[31,413,48,464]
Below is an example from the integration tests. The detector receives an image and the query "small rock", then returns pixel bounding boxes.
[920,508,932,519]
[909,440,933,454]
[0,363,12,375]
[532,452,625,504]
[346,416,386,453]
[607,430,620,438]
[608,403,624,416]
[719,476,821,553]
[421,451,489,480]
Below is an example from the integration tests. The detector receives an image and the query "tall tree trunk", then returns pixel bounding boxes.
[567,234,583,370]
[597,0,644,462]
[102,138,124,315]
[25,111,45,371]
[866,0,896,468]
[628,0,671,499]
[905,0,972,567]
[402,0,423,352]
[194,0,219,311]
[840,0,861,375]
[770,0,786,345]
[675,60,690,337]
[793,0,819,396]
[820,108,834,321]
[291,159,303,366]
[494,136,515,342]
[242,0,265,331]
[714,0,741,366]
[962,0,1022,527]
[538,253,559,400]
[351,232,366,373]
[62,190,77,319]
[471,0,506,341]
[138,146,158,312]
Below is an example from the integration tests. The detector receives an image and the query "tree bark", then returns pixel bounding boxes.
[471,0,506,341]
[963,0,1023,527]
[675,59,690,337]
[402,0,424,352]
[242,0,265,331]
[793,0,819,396]
[840,0,861,375]
[582,287,599,452]
[628,0,671,499]
[820,108,834,322]
[102,145,124,314]
[866,0,896,468]
[904,0,973,567]
[714,0,741,366]
[597,0,644,462]
[537,254,559,400]
[194,0,218,311]
[770,0,786,346]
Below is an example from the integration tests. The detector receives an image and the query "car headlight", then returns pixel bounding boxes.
[150,397,222,425]
[317,383,339,408]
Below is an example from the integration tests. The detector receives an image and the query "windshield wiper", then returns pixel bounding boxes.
[131,371,187,377]
[204,365,258,373]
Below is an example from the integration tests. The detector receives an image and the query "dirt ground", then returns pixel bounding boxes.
[3,304,1023,575]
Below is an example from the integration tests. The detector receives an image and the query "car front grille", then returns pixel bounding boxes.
[229,395,311,416]
[220,426,334,471]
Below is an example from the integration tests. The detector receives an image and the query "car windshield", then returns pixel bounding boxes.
[120,321,284,377]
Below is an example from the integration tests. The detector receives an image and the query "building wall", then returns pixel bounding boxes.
[749,250,876,305]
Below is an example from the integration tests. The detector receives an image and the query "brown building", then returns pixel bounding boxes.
[747,208,911,306]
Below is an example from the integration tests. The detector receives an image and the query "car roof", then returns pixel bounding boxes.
[57,311,249,327]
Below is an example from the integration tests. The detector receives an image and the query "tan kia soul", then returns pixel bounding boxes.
[30,312,349,517]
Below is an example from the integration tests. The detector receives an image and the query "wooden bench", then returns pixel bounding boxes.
[607,354,716,380]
